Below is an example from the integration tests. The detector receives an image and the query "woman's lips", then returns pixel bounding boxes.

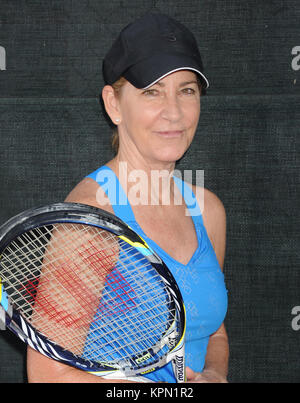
[154,130,184,138]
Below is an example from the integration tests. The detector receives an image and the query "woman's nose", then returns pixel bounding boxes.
[160,95,183,122]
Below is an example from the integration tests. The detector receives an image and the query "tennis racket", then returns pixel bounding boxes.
[0,202,186,382]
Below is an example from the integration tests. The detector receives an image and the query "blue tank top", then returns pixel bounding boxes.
[86,166,228,382]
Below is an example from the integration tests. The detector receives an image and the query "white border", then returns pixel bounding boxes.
[142,67,209,89]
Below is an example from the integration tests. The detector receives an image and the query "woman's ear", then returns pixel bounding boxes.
[101,85,121,124]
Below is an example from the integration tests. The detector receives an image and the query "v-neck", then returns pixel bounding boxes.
[89,165,204,267]
[130,217,202,268]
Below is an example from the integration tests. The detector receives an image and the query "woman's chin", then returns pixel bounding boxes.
[151,148,187,164]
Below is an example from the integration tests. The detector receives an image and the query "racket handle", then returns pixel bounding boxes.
[172,346,186,383]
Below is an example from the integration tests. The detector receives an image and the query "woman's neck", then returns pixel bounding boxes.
[107,155,179,208]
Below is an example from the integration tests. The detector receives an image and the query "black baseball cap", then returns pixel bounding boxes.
[103,13,209,90]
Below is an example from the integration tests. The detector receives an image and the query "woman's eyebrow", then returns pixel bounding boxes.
[179,80,198,87]
[151,80,198,88]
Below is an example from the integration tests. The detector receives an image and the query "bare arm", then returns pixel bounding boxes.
[201,323,229,382]
[187,188,229,383]
[27,347,135,383]
[27,178,133,383]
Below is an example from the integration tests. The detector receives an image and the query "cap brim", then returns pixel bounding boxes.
[123,53,209,89]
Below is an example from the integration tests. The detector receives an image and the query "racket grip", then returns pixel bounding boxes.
[172,345,186,383]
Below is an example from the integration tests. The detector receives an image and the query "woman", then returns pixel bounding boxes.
[27,13,228,383]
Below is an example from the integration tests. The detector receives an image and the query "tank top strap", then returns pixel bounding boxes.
[172,175,204,227]
[86,166,204,227]
[86,165,136,223]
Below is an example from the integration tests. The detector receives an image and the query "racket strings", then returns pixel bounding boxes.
[84,305,176,363]
[2,224,119,343]
[0,222,179,365]
[82,245,174,361]
[84,269,174,350]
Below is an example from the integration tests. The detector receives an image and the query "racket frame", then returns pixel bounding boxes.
[0,203,186,381]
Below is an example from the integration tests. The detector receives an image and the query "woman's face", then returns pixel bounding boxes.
[114,70,201,165]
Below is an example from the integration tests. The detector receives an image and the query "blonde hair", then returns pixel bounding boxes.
[111,77,127,154]
[109,75,203,154]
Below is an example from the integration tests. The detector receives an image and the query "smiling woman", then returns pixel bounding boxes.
[109,75,204,155]
[102,70,201,165]
[27,13,229,384]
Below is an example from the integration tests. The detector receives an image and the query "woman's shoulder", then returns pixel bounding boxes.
[190,184,226,221]
[191,184,226,267]
[64,177,115,215]
[203,187,226,222]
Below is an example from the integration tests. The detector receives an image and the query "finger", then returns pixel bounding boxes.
[185,366,196,380]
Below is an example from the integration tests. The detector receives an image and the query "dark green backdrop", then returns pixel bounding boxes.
[0,0,299,383]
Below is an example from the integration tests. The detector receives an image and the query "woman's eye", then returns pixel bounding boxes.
[142,89,158,96]
[182,87,196,95]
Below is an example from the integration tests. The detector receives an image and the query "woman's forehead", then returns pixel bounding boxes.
[120,70,198,94]
[129,70,198,92]
[157,70,197,83]
[151,70,198,86]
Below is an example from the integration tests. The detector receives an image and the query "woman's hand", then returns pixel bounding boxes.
[186,367,228,383]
